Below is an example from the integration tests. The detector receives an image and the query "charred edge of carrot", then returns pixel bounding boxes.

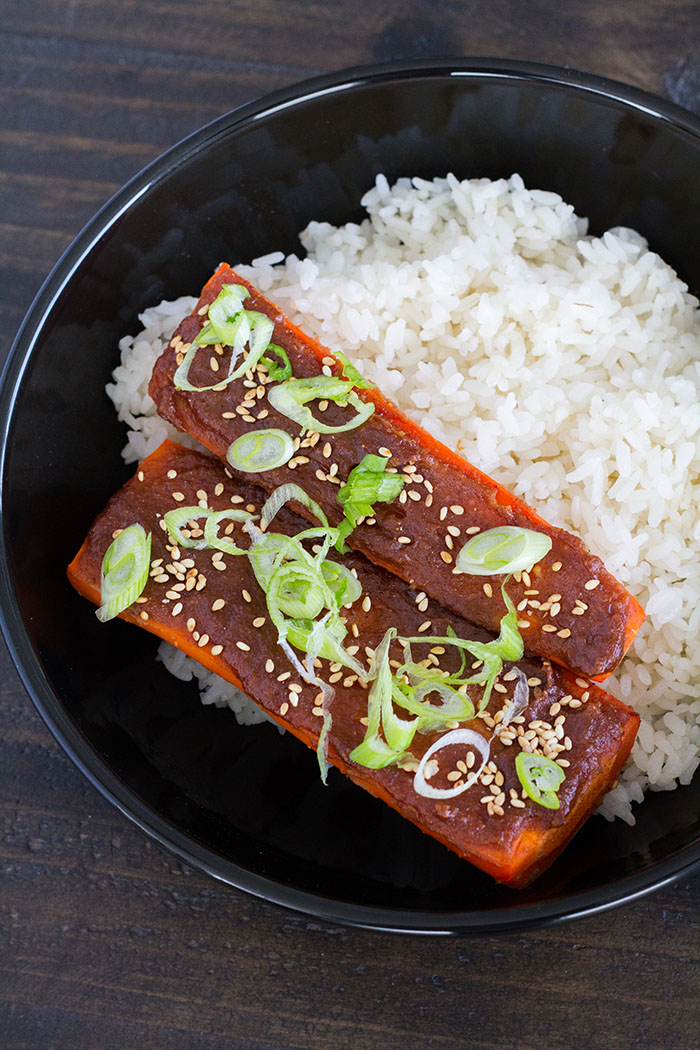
[192,264,646,660]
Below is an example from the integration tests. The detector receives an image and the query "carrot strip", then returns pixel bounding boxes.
[149,264,645,679]
[68,441,639,887]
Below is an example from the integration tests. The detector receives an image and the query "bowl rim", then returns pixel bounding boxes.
[3,57,700,934]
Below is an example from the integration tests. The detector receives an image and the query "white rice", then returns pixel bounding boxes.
[108,173,700,824]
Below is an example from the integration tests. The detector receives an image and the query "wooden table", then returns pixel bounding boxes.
[2,2,699,1047]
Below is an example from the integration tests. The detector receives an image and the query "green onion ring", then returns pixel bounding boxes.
[515,752,566,809]
[455,525,553,576]
[226,429,295,473]
[96,523,152,622]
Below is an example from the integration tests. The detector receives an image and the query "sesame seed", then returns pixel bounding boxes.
[557,628,571,639]
[584,579,600,590]
[439,507,448,521]
[575,678,588,689]
[167,470,178,479]
[154,573,169,584]
[277,671,291,682]
[397,536,412,545]
[418,620,432,633]
[289,683,302,694]
[408,490,421,502]
[446,525,461,537]
[440,551,453,564]
[211,598,226,612]
[517,620,530,629]
[172,492,185,502]
[542,624,557,633]
[139,611,149,621]
[378,447,392,458]
[552,561,562,571]
[236,641,251,652]
[280,702,289,716]
[170,603,182,617]
[450,505,464,515]
[253,616,266,628]
[242,589,252,603]
[362,596,372,613]
[550,602,562,617]
[483,582,493,598]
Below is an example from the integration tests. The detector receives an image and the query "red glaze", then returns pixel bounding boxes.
[68,441,639,887]
[149,264,645,679]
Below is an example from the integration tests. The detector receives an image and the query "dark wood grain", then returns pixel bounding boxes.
[2,2,700,1048]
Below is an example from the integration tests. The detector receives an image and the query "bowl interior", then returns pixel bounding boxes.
[4,64,700,930]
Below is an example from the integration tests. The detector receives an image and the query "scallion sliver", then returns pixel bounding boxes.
[226,429,295,473]
[455,525,552,576]
[96,523,151,622]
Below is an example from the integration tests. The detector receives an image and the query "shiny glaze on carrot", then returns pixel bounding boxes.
[149,265,644,679]
[68,441,639,887]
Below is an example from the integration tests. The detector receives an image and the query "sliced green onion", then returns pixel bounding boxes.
[349,630,417,769]
[455,525,553,576]
[174,293,274,392]
[260,483,329,531]
[268,563,327,620]
[268,377,374,435]
[164,506,252,555]
[335,453,405,552]
[399,584,524,715]
[163,506,212,550]
[413,728,490,800]
[260,343,292,381]
[194,284,248,346]
[515,752,566,809]
[226,429,295,473]
[393,679,475,730]
[203,509,252,556]
[285,617,366,678]
[321,561,363,607]
[96,523,151,623]
[501,668,529,727]
[334,350,375,390]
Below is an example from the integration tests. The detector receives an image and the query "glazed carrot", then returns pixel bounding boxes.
[149,265,645,679]
[68,441,639,887]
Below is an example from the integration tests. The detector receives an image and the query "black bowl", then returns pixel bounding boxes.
[3,59,700,934]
